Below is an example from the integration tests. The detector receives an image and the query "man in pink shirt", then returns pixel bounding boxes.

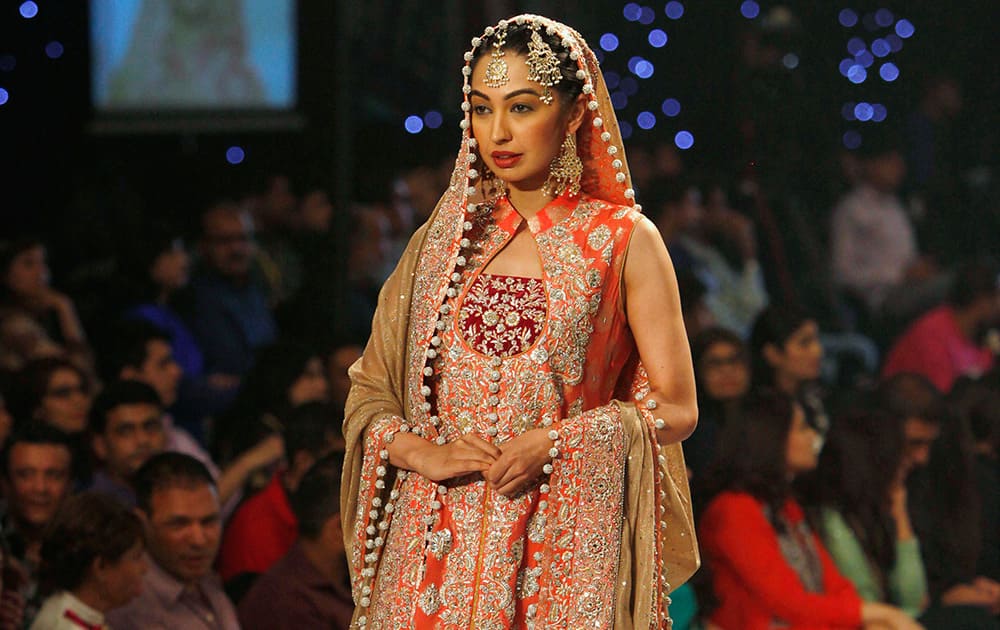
[883,261,998,391]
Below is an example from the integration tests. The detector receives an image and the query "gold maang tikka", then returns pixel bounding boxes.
[483,25,509,87]
[525,27,563,105]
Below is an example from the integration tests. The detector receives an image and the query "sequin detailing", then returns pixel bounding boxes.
[459,273,547,357]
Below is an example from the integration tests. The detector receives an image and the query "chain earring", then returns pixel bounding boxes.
[543,133,583,197]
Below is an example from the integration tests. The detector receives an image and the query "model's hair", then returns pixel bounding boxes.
[88,379,163,435]
[99,319,172,383]
[290,451,344,540]
[1,422,73,479]
[133,452,215,514]
[470,22,585,108]
[749,305,813,388]
[877,372,943,423]
[701,390,798,530]
[39,491,143,593]
[7,357,90,423]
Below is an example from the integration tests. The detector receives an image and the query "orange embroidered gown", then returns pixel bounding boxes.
[352,193,653,628]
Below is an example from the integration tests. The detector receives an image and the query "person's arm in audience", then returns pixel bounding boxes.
[217,434,284,506]
[888,483,929,616]
[820,508,882,602]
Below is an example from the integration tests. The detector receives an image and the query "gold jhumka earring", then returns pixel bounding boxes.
[543,133,583,197]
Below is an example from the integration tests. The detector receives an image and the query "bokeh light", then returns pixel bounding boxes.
[0,88,8,106]
[871,38,891,58]
[424,111,443,129]
[847,37,866,56]
[620,121,634,140]
[634,60,655,79]
[637,111,656,130]
[620,77,639,96]
[879,62,899,82]
[838,9,859,28]
[19,2,38,19]
[404,115,424,134]
[874,9,894,28]
[895,19,915,38]
[600,33,620,52]
[886,33,904,52]
[854,102,874,121]
[740,1,760,19]
[665,1,684,19]
[661,98,681,117]
[871,104,888,122]
[639,6,656,25]
[45,41,64,59]
[847,65,867,84]
[605,71,621,90]
[841,102,857,121]
[611,91,629,110]
[225,146,245,165]
[843,130,862,150]
[648,29,668,48]
[855,50,874,68]
[624,3,642,22]
[782,53,799,70]
[839,58,854,77]
[675,130,694,150]
[0,55,15,72]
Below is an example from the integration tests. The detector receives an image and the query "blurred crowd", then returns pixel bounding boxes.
[0,57,997,630]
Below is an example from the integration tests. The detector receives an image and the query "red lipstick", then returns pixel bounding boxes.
[491,152,522,168]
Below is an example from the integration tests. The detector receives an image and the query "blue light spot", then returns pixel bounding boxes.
[637,111,657,130]
[661,98,681,117]
[605,71,621,90]
[665,1,684,19]
[639,6,656,25]
[648,29,668,48]
[634,60,655,79]
[843,130,862,150]
[872,104,887,122]
[624,3,642,21]
[842,102,857,121]
[847,65,867,84]
[225,146,245,165]
[847,37,866,56]
[19,1,38,18]
[424,111,443,129]
[895,19,915,38]
[611,91,629,110]
[871,38,891,57]
[886,33,904,52]
[839,58,855,77]
[45,41,64,59]
[854,102,874,121]
[875,9,894,28]
[782,53,799,69]
[595,49,605,65]
[404,115,424,134]
[600,33,620,52]
[675,130,694,150]
[838,9,858,27]
[879,62,899,82]
[620,77,639,96]
[855,50,874,68]
[0,87,8,106]
[0,55,15,72]
[620,121,634,140]
[628,56,643,74]
[862,12,878,31]
[740,1,760,19]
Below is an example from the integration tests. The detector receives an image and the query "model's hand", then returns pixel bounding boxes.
[485,428,554,498]
[413,433,501,482]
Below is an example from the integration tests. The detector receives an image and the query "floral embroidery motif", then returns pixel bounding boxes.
[459,274,547,357]
[419,583,442,615]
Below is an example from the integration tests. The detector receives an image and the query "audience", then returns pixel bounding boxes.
[9,357,92,436]
[0,424,75,623]
[237,452,353,629]
[698,391,922,629]
[31,492,146,630]
[106,453,238,629]
[219,401,342,599]
[882,260,998,391]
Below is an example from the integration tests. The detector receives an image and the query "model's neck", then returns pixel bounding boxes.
[506,186,552,220]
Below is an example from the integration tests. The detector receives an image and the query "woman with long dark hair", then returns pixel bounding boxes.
[699,390,921,629]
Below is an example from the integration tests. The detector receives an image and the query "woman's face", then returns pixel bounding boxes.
[699,341,750,401]
[38,367,91,433]
[288,357,329,406]
[767,320,823,388]
[470,53,582,193]
[5,246,49,294]
[150,239,190,292]
[785,404,819,476]
[98,541,147,609]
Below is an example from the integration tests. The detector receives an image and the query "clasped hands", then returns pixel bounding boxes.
[415,428,555,498]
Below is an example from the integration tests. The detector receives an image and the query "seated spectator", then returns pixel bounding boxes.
[879,374,943,475]
[0,239,91,371]
[698,391,921,629]
[8,357,92,436]
[0,309,63,374]
[212,341,328,466]
[119,226,240,433]
[88,380,165,506]
[102,322,284,515]
[106,453,239,629]
[0,424,74,623]
[219,401,341,599]
[750,305,829,433]
[806,407,928,620]
[30,492,146,630]
[676,269,717,341]
[685,327,749,482]
[185,202,276,379]
[882,260,998,392]
[326,342,362,417]
[237,452,353,629]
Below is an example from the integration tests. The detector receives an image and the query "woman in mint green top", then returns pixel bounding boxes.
[806,408,928,617]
